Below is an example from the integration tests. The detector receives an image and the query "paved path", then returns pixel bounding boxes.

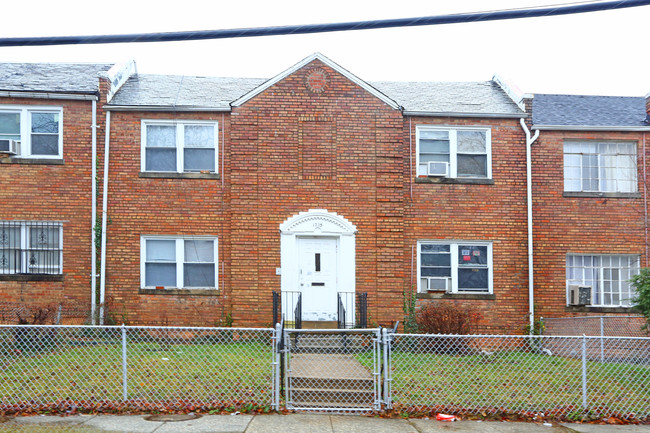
[1,413,648,433]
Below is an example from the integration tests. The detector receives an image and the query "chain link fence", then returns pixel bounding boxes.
[542,316,648,338]
[387,333,650,419]
[0,325,276,413]
[0,301,92,325]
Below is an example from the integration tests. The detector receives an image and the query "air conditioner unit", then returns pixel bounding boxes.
[427,161,449,177]
[0,139,19,155]
[568,285,592,306]
[426,277,450,292]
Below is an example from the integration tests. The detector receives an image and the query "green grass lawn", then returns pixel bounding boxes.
[358,349,650,415]
[0,339,274,405]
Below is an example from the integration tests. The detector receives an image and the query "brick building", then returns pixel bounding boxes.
[0,54,647,332]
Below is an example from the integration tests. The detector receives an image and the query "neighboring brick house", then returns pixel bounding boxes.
[530,94,649,320]
[1,54,647,331]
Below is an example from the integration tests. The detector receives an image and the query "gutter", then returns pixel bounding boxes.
[520,118,540,334]
[533,125,650,132]
[403,110,524,119]
[0,90,98,101]
[105,105,231,112]
[99,111,111,325]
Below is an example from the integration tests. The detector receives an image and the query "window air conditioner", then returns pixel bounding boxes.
[0,139,19,155]
[568,285,592,306]
[427,161,449,177]
[427,277,450,292]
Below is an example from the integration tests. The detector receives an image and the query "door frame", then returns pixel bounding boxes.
[279,209,357,320]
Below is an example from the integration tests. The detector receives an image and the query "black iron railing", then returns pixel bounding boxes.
[272,291,302,329]
[0,221,62,275]
[357,292,368,328]
[337,293,346,329]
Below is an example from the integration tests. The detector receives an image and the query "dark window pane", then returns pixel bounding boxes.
[421,267,452,277]
[31,135,59,155]
[31,113,59,133]
[458,268,489,290]
[146,148,176,171]
[421,244,450,253]
[184,263,215,287]
[145,263,176,286]
[184,148,215,172]
[458,245,488,265]
[421,253,451,266]
[457,154,487,177]
[457,130,486,153]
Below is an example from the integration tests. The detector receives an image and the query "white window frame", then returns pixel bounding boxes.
[566,254,640,307]
[416,125,492,179]
[0,221,63,274]
[0,105,64,159]
[140,236,218,289]
[563,140,638,193]
[417,240,493,294]
[140,120,219,173]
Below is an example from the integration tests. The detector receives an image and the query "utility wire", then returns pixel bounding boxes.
[0,0,648,47]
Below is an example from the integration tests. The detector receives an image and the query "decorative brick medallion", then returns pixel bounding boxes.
[305,68,328,93]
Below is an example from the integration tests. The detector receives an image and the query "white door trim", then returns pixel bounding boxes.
[280,209,356,321]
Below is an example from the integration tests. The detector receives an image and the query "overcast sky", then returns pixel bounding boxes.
[1,0,648,97]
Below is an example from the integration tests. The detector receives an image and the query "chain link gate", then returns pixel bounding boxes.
[280,328,384,412]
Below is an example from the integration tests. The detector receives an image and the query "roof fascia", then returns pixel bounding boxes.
[0,90,97,101]
[533,124,650,131]
[404,110,525,119]
[105,105,231,112]
[231,53,401,110]
[491,73,527,112]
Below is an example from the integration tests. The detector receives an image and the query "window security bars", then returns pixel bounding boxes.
[1,325,648,419]
[0,221,62,275]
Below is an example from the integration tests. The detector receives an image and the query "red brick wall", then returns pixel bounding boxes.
[532,130,649,319]
[0,96,98,323]
[405,117,530,334]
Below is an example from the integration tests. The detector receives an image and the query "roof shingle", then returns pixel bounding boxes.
[0,62,112,94]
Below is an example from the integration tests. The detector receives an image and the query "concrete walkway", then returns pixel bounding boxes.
[0,413,648,433]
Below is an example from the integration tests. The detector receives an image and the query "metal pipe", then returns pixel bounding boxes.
[643,133,648,266]
[520,118,540,334]
[91,99,97,324]
[99,111,111,325]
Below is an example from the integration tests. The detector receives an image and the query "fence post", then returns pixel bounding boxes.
[121,324,128,401]
[272,322,281,411]
[599,317,604,363]
[382,327,392,410]
[581,335,587,410]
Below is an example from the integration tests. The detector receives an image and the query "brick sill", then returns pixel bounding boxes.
[0,157,64,165]
[563,192,641,199]
[139,172,220,180]
[417,292,495,300]
[564,305,638,314]
[139,288,219,296]
[0,274,64,282]
[415,177,494,185]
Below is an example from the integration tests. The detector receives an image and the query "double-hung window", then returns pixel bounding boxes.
[0,221,63,275]
[141,236,218,289]
[0,106,63,158]
[142,121,218,173]
[566,254,640,307]
[416,126,491,178]
[564,141,637,193]
[418,241,492,294]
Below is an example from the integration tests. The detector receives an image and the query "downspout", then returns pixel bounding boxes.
[643,133,648,266]
[520,118,540,334]
[91,99,97,324]
[99,111,111,325]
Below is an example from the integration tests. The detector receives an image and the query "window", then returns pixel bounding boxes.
[566,254,640,307]
[0,221,63,275]
[418,241,492,294]
[564,141,637,193]
[416,126,491,178]
[141,236,217,289]
[141,121,218,173]
[0,106,63,158]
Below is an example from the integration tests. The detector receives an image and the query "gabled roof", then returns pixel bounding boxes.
[532,94,649,130]
[371,80,524,117]
[108,74,266,110]
[231,53,401,110]
[0,62,112,94]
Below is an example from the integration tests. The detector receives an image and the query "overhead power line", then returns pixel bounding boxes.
[0,0,648,47]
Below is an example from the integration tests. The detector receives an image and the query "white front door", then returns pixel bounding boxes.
[297,236,338,321]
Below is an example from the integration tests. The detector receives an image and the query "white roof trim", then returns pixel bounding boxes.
[533,124,650,131]
[105,105,231,112]
[404,110,525,119]
[231,53,401,110]
[0,91,97,101]
[492,73,526,112]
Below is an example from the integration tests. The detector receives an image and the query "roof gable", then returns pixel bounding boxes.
[231,53,401,110]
